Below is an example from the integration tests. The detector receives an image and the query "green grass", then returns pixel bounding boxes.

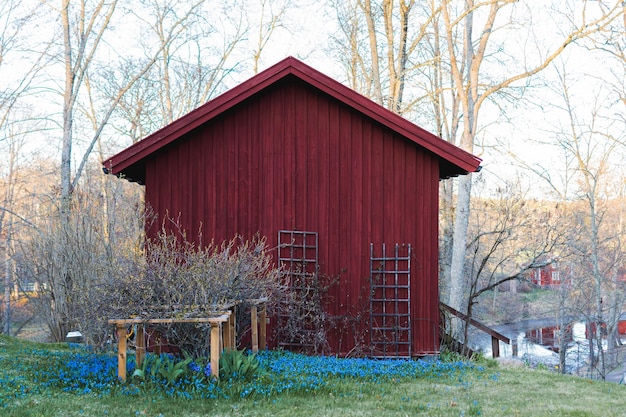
[519,287,552,303]
[1,334,625,416]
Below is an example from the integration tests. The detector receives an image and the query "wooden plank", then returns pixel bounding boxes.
[223,312,231,351]
[491,337,500,358]
[441,303,511,344]
[259,305,267,350]
[251,305,258,352]
[338,106,351,317]
[294,82,308,230]
[224,309,235,351]
[116,324,127,381]
[246,297,269,304]
[135,325,146,367]
[108,315,230,325]
[230,308,236,348]
[210,323,221,379]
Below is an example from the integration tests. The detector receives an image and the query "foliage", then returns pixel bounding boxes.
[132,352,193,387]
[219,349,261,381]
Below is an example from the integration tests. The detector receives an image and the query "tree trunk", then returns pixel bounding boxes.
[360,0,382,105]
[3,228,10,335]
[448,174,472,314]
[60,0,74,221]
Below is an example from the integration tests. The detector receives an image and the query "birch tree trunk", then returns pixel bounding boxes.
[60,0,118,219]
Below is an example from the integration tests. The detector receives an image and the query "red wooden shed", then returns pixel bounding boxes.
[103,57,481,357]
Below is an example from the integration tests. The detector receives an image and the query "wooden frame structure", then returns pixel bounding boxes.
[108,300,267,381]
[441,303,510,358]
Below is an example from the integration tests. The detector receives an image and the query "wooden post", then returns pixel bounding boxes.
[223,309,235,351]
[251,305,258,352]
[223,313,231,351]
[135,325,146,367]
[210,322,221,379]
[491,337,500,358]
[116,324,127,381]
[228,307,236,349]
[109,315,229,381]
[259,304,266,351]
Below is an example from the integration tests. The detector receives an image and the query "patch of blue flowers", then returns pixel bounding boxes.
[1,344,483,403]
[258,350,480,382]
[2,345,123,395]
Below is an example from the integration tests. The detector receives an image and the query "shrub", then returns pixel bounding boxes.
[105,220,283,357]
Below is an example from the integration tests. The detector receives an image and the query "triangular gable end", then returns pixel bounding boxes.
[103,57,481,183]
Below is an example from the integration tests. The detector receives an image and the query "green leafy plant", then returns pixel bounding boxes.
[131,354,157,381]
[219,349,260,381]
[131,353,193,386]
[438,348,466,363]
[157,355,193,386]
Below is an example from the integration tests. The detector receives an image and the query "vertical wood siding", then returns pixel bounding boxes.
[144,78,441,355]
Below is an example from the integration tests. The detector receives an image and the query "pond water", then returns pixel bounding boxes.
[468,321,600,374]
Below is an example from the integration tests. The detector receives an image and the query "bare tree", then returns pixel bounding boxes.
[330,0,434,114]
[107,0,253,145]
[456,178,564,352]
[58,0,118,217]
[526,62,626,378]
[15,164,144,344]
[57,0,195,208]
[0,0,51,336]
[21,0,233,340]
[330,1,624,334]
[441,0,624,322]
[252,0,292,74]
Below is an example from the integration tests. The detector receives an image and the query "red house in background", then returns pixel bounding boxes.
[529,261,571,288]
[103,57,481,357]
[526,325,573,353]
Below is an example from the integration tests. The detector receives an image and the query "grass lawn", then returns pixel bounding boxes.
[1,334,624,417]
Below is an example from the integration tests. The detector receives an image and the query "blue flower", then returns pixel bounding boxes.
[204,363,212,377]
[189,362,201,373]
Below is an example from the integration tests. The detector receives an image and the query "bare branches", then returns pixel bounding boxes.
[466,181,565,303]
[129,224,282,317]
[333,0,433,113]
[252,0,291,74]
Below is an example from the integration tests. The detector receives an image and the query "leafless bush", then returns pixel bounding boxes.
[111,221,282,316]
[16,183,144,346]
[271,269,340,355]
[103,220,283,356]
[19,208,283,355]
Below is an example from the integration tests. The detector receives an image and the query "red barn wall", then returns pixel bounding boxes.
[143,77,441,355]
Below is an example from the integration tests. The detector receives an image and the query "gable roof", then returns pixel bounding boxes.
[103,57,481,183]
